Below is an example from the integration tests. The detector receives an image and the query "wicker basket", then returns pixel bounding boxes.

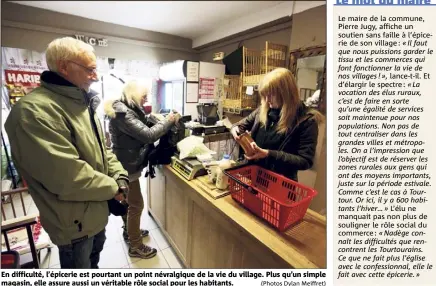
[223,74,257,114]
[242,47,263,86]
[262,42,287,73]
[242,42,288,87]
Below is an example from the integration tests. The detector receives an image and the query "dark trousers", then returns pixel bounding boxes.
[58,229,106,269]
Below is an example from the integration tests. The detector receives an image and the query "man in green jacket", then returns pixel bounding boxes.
[4,37,129,269]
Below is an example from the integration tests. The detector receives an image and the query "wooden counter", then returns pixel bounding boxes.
[147,165,326,269]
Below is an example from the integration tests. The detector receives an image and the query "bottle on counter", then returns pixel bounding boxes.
[215,154,232,190]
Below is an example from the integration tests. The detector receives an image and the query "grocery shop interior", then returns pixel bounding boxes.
[1,1,327,269]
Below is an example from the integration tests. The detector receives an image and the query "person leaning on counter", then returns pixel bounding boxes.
[230,67,324,181]
[104,80,181,260]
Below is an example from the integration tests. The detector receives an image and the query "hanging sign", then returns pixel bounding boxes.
[5,70,41,87]
[74,35,108,47]
[2,47,47,72]
[4,70,42,105]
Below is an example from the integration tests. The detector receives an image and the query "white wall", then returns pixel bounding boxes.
[193,1,326,48]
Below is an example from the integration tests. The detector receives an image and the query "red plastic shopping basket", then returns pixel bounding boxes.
[223,164,317,232]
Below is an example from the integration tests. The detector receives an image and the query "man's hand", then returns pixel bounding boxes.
[244,142,269,160]
[114,193,124,201]
[116,178,129,200]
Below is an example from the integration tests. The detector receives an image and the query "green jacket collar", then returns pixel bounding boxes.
[40,71,100,109]
[40,71,84,101]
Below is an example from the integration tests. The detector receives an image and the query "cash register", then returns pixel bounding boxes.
[189,103,226,136]
[197,103,219,126]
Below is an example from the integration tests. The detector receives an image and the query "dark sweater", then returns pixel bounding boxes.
[254,108,284,151]
[233,103,318,181]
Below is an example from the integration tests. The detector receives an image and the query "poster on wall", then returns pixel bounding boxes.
[96,56,110,74]
[4,70,42,105]
[199,77,215,100]
[186,61,199,82]
[104,58,160,79]
[186,83,199,103]
[2,47,47,72]
[2,47,47,107]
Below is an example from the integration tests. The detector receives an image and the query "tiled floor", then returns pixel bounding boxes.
[1,177,184,269]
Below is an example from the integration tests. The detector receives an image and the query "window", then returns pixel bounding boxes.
[163,81,184,114]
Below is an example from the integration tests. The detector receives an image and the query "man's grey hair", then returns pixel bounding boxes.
[45,37,95,72]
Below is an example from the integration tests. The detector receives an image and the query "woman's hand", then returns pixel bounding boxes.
[168,112,181,123]
[244,142,269,160]
[231,126,241,141]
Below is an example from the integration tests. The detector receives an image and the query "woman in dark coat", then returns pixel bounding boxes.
[231,68,323,181]
[104,80,179,259]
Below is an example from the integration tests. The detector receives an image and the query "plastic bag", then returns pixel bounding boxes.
[177,136,214,160]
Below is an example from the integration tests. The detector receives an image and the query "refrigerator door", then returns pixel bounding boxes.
[163,80,184,114]
[172,80,184,114]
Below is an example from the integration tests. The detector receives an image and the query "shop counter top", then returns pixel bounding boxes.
[147,165,326,269]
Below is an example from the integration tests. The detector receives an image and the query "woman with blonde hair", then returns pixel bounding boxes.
[104,80,179,259]
[231,68,323,181]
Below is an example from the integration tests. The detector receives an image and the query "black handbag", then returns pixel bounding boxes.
[144,117,186,179]
[107,198,127,216]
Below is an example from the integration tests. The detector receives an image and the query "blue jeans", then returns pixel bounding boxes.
[58,229,106,269]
